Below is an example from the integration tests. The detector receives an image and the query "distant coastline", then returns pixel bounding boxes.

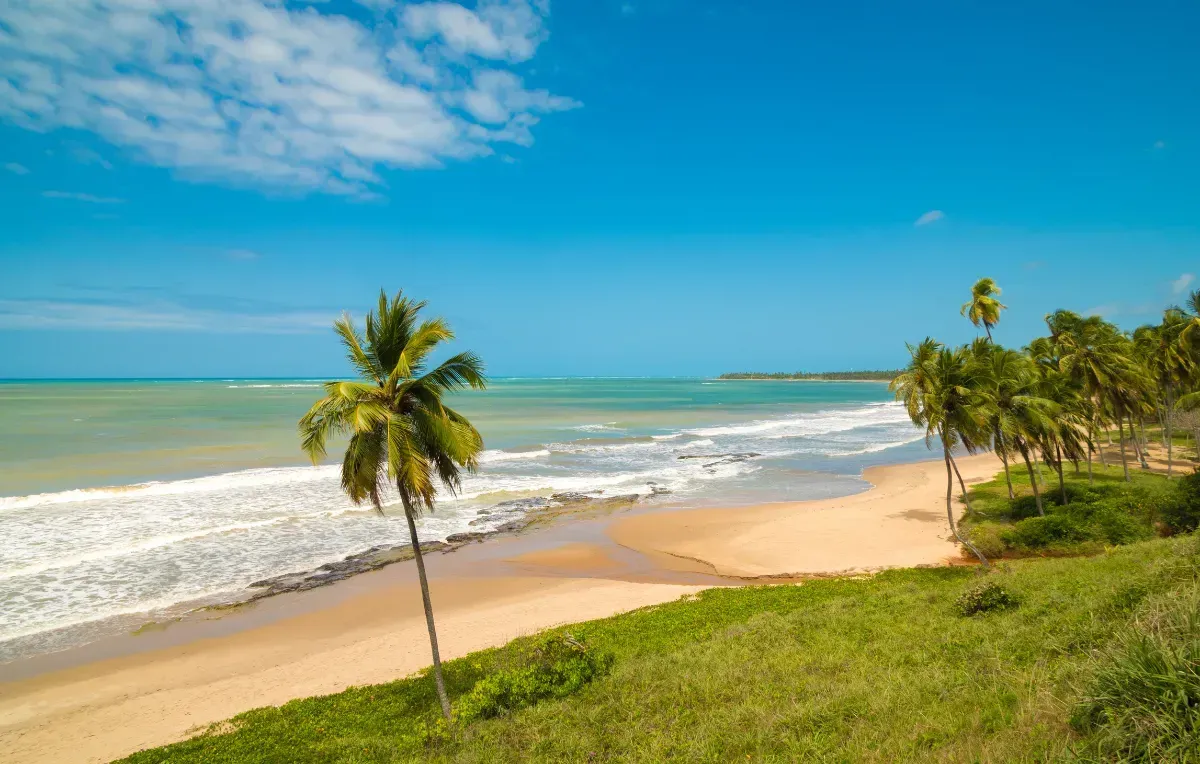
[717,371,899,382]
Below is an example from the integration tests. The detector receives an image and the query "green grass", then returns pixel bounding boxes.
[124,531,1200,763]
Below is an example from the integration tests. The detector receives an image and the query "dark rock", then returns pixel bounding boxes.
[445,532,490,544]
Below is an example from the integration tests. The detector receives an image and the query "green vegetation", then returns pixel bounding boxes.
[892,278,1200,565]
[717,370,900,381]
[961,463,1200,559]
[124,533,1200,763]
[298,290,488,721]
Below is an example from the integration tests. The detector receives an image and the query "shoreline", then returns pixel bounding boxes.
[0,453,998,764]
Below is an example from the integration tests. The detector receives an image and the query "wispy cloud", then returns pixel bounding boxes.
[69,146,113,170]
[621,3,636,15]
[0,0,579,199]
[0,297,334,334]
[1022,261,1046,271]
[225,249,262,261]
[1082,304,1120,318]
[41,191,126,204]
[1154,140,1166,150]
[1172,273,1196,295]
[914,209,945,226]
[4,162,29,175]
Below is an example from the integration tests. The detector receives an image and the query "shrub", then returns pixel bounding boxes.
[454,632,614,725]
[1072,586,1200,760]
[1162,470,1200,534]
[964,524,1008,560]
[1086,502,1155,546]
[1002,514,1094,549]
[956,581,1018,616]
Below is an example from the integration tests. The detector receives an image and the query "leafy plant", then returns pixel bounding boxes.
[956,581,1019,616]
[1072,586,1200,760]
[1162,470,1200,534]
[454,632,614,725]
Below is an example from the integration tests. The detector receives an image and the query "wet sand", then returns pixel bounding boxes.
[610,452,1002,577]
[0,453,1000,763]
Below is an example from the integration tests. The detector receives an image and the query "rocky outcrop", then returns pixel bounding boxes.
[239,490,647,601]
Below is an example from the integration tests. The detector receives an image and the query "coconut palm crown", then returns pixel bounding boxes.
[300,290,486,512]
[298,289,486,722]
[961,277,1007,341]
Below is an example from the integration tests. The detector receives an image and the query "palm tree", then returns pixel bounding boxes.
[892,339,990,565]
[1134,313,1193,477]
[961,278,1007,341]
[977,343,1057,502]
[1054,314,1147,482]
[299,290,486,722]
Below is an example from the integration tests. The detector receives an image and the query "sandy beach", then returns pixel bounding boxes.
[0,453,1001,763]
[610,452,1003,578]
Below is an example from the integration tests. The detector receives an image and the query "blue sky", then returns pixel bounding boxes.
[1,0,1197,378]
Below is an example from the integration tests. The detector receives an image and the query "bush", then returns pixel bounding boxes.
[965,524,1008,560]
[454,632,614,725]
[1002,515,1094,549]
[1072,586,1200,760]
[956,581,1018,616]
[1087,501,1156,546]
[1162,470,1200,534]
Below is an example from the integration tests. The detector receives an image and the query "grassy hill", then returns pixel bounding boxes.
[124,469,1200,763]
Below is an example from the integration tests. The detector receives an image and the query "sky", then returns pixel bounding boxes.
[0,0,1197,378]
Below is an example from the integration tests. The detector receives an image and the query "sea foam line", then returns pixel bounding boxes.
[0,465,340,511]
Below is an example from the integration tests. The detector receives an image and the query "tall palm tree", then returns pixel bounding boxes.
[1054,314,1147,482]
[1134,313,1193,477]
[892,339,990,565]
[961,278,1007,341]
[299,290,486,722]
[977,343,1056,501]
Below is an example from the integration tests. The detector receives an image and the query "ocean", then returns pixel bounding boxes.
[0,378,929,661]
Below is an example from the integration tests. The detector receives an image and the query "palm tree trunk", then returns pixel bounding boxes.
[401,494,453,723]
[943,438,987,566]
[1130,414,1149,469]
[1020,446,1045,516]
[949,453,975,517]
[1117,415,1130,482]
[1086,442,1094,484]
[1055,443,1067,505]
[996,426,1014,499]
[1165,388,1174,479]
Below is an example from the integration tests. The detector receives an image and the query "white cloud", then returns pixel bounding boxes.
[0,0,578,198]
[1172,273,1195,295]
[4,162,30,174]
[69,146,114,169]
[42,191,126,203]
[226,248,261,260]
[402,0,548,62]
[1082,304,1119,318]
[914,209,944,226]
[1154,140,1166,150]
[0,297,333,333]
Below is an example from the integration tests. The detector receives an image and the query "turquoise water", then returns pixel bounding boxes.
[0,378,928,658]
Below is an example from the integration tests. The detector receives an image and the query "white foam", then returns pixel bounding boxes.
[0,465,339,511]
[687,402,909,438]
[226,383,324,389]
[571,423,620,432]
[477,448,551,464]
